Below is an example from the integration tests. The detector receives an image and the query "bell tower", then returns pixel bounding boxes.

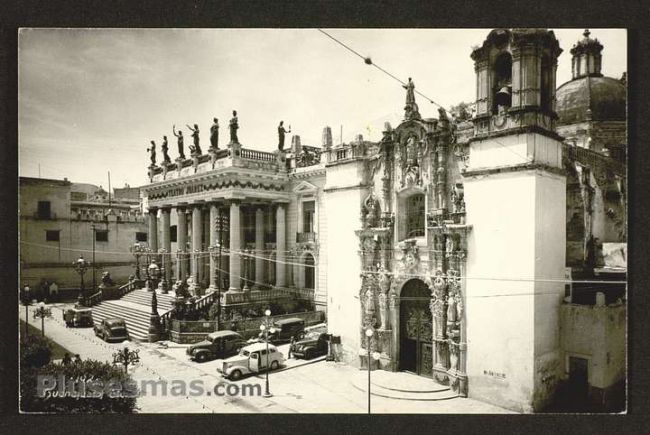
[463,29,566,412]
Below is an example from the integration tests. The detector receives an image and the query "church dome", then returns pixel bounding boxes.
[556,29,626,125]
[556,75,626,125]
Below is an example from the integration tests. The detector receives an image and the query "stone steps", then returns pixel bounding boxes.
[350,370,458,402]
[120,289,176,311]
[92,289,176,342]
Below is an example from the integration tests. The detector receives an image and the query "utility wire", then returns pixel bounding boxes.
[317,29,444,108]
[20,240,627,285]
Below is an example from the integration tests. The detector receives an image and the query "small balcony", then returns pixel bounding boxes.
[33,211,57,220]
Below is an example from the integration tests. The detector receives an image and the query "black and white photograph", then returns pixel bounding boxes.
[16,27,627,415]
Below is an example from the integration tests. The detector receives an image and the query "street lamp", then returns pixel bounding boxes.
[146,259,161,292]
[130,242,146,280]
[209,243,222,324]
[73,255,90,306]
[20,284,32,337]
[112,346,140,373]
[259,308,277,398]
[361,327,381,414]
[33,302,52,337]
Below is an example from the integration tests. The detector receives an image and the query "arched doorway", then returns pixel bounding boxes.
[399,278,433,377]
[304,253,315,289]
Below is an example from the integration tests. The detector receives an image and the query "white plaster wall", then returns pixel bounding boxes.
[560,304,626,390]
[324,163,365,364]
[464,172,565,411]
[533,172,566,406]
[464,171,537,411]
[469,133,562,171]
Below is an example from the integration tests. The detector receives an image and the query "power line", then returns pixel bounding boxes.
[19,240,626,285]
[317,29,444,108]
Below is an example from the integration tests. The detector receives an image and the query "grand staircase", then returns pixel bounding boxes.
[91,289,176,341]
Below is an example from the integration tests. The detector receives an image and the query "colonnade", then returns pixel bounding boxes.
[147,201,287,295]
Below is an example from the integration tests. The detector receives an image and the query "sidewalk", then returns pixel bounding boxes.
[19,303,512,414]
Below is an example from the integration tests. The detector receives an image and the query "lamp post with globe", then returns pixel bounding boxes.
[72,255,90,306]
[259,309,277,398]
[360,327,381,414]
[33,302,52,337]
[130,242,146,280]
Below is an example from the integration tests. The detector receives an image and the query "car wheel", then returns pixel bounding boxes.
[229,370,242,381]
[270,360,279,371]
[195,353,208,363]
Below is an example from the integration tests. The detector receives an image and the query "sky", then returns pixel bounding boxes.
[18,28,626,189]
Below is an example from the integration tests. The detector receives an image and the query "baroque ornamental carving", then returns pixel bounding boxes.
[361,192,380,229]
[430,269,447,318]
[400,239,420,273]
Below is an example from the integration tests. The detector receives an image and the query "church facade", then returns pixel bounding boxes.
[138,28,626,412]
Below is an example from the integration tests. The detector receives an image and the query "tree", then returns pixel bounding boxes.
[20,357,138,413]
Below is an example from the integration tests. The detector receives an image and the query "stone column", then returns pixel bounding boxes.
[228,201,241,291]
[176,207,188,281]
[275,204,286,287]
[191,205,203,294]
[160,207,172,288]
[255,207,265,289]
[208,203,220,292]
[148,208,158,252]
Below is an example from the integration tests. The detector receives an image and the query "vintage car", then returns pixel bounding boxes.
[217,342,284,380]
[290,331,329,360]
[186,330,247,363]
[93,318,129,342]
[62,307,94,327]
[259,317,306,343]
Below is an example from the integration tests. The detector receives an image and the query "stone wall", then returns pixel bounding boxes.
[560,301,626,394]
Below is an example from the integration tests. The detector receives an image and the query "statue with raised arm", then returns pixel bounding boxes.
[210,118,219,150]
[147,140,157,165]
[278,120,291,151]
[186,123,201,155]
[229,110,239,144]
[161,135,171,163]
[173,125,185,159]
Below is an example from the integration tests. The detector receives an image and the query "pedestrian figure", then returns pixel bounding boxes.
[62,353,72,366]
[278,121,291,151]
[288,335,295,359]
[210,118,219,150]
[74,354,82,364]
[173,125,185,159]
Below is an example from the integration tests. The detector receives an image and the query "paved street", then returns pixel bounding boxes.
[20,303,512,414]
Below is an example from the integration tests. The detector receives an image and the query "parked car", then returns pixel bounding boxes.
[259,317,306,343]
[186,330,247,363]
[94,318,129,342]
[290,331,329,359]
[63,307,94,327]
[217,342,285,380]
